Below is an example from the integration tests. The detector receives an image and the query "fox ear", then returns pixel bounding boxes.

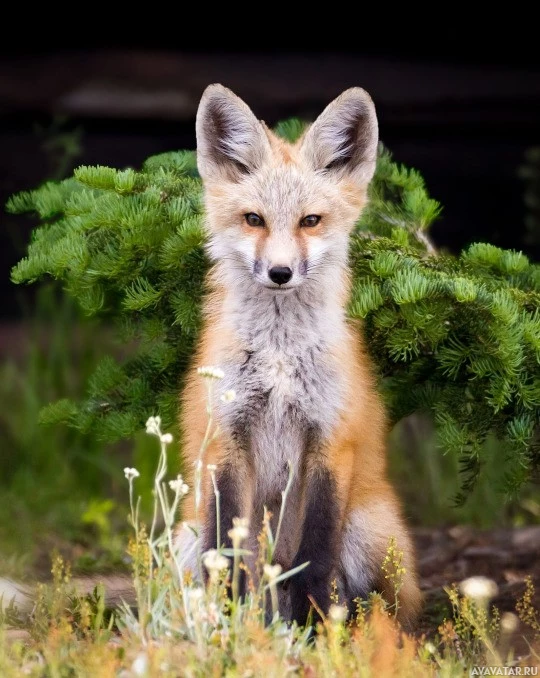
[196,84,272,182]
[300,88,378,185]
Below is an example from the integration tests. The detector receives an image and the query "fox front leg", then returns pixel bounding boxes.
[290,465,339,625]
[203,458,252,595]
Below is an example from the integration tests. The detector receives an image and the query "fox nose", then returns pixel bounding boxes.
[268,266,293,285]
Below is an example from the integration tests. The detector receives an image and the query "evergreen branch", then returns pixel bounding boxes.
[8,128,540,497]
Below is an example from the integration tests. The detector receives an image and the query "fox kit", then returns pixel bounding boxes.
[176,84,422,626]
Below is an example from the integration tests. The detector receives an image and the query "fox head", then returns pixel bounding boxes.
[196,84,378,295]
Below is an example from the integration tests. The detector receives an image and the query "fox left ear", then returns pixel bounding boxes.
[300,88,378,186]
[196,84,272,182]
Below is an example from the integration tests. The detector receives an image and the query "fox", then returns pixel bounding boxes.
[174,84,421,627]
[0,85,421,629]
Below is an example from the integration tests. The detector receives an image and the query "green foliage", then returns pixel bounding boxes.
[388,418,540,527]
[8,126,540,496]
[0,288,129,564]
[9,153,205,444]
[272,118,308,143]
[348,150,540,498]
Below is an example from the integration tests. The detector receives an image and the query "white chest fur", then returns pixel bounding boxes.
[214,287,346,504]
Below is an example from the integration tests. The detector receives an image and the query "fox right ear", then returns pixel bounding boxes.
[196,84,272,182]
[300,88,379,186]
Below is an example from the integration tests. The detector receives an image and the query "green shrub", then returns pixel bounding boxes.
[8,124,540,496]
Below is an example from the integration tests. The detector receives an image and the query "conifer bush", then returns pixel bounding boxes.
[8,121,540,496]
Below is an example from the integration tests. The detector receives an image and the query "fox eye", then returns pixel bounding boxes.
[300,215,321,228]
[245,213,265,228]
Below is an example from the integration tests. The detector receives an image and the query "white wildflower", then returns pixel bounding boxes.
[328,604,348,623]
[203,549,230,579]
[131,652,149,676]
[197,366,225,380]
[145,415,162,436]
[263,563,283,581]
[146,415,174,445]
[500,611,519,634]
[169,475,189,496]
[424,642,437,655]
[123,467,140,480]
[187,587,204,607]
[228,517,249,543]
[207,464,217,472]
[220,389,236,403]
[459,576,499,602]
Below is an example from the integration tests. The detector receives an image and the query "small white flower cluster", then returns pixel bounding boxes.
[168,474,189,496]
[220,389,236,403]
[263,563,282,582]
[186,589,221,627]
[459,576,499,601]
[145,415,162,435]
[328,604,348,623]
[228,517,249,544]
[197,366,225,380]
[145,415,173,444]
[187,587,204,610]
[124,467,140,480]
[131,652,149,676]
[203,549,230,581]
[500,611,519,634]
[188,587,203,604]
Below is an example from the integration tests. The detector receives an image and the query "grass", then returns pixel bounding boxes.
[2,568,538,676]
[389,417,540,529]
[0,287,162,576]
[1,403,539,676]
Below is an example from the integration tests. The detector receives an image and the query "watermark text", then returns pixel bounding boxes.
[471,668,538,676]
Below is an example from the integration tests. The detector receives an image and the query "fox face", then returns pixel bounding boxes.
[196,85,379,294]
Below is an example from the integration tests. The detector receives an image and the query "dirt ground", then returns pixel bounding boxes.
[415,524,540,644]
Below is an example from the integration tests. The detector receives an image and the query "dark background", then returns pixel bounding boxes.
[2,47,540,320]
